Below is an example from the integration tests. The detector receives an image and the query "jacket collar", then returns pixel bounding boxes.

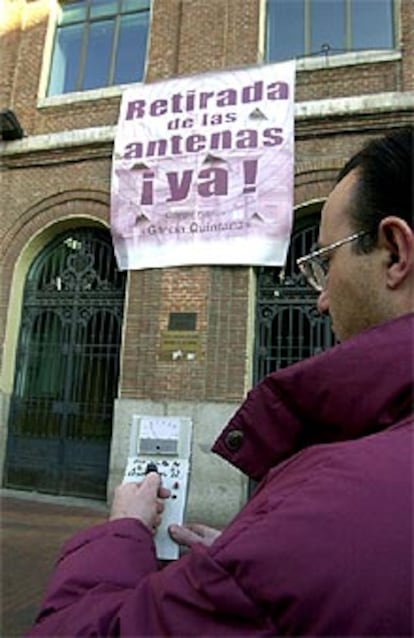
[212,313,414,481]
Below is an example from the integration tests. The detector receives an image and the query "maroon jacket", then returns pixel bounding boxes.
[27,314,413,637]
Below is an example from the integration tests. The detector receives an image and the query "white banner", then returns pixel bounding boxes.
[111,61,295,270]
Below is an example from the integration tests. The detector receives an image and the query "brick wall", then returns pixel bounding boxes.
[3,0,412,136]
[296,60,401,101]
[401,0,414,90]
[0,0,23,107]
[121,263,250,402]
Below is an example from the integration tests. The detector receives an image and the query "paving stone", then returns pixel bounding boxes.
[1,492,108,637]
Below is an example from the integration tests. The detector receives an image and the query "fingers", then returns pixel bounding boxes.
[186,523,210,537]
[156,500,164,513]
[152,512,163,535]
[186,523,221,543]
[110,474,170,529]
[158,485,171,499]
[142,471,161,493]
[168,523,221,548]
[151,498,168,534]
[141,474,172,536]
[168,524,200,547]
[143,472,171,499]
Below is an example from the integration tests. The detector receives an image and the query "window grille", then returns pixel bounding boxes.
[4,228,126,499]
[254,216,335,384]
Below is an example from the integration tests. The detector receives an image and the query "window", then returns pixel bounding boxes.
[266,0,394,62]
[48,0,150,96]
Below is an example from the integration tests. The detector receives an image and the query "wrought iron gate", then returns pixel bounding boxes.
[4,228,126,499]
[254,217,335,384]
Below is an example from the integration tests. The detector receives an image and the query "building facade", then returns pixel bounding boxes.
[1,0,413,525]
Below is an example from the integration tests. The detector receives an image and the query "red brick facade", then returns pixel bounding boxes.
[1,0,413,418]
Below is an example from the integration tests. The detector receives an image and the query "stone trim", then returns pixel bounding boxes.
[1,92,413,158]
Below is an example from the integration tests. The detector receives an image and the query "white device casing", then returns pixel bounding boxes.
[123,415,192,560]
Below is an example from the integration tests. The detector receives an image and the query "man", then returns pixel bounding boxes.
[27,127,413,636]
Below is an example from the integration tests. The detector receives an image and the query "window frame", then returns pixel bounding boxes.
[45,0,151,98]
[262,0,400,65]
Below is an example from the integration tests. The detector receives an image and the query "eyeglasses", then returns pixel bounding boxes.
[296,231,367,292]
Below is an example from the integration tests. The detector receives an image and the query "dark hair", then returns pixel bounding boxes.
[336,126,413,253]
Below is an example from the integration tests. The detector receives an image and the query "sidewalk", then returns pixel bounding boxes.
[1,489,108,637]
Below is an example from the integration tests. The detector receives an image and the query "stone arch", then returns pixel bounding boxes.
[2,223,126,498]
[1,192,111,396]
[294,158,342,206]
[0,189,110,267]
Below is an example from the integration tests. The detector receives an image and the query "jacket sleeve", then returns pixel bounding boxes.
[26,518,158,636]
[26,516,275,637]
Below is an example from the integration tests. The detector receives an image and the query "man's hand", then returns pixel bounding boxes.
[168,523,221,548]
[110,473,170,533]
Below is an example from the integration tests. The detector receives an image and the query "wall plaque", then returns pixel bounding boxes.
[168,312,197,331]
[159,331,201,361]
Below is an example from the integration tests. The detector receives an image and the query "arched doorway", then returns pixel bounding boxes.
[4,227,126,499]
[254,211,335,384]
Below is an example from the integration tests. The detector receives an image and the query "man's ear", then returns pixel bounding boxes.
[378,216,414,289]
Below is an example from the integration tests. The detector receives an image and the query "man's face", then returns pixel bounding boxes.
[317,169,387,341]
